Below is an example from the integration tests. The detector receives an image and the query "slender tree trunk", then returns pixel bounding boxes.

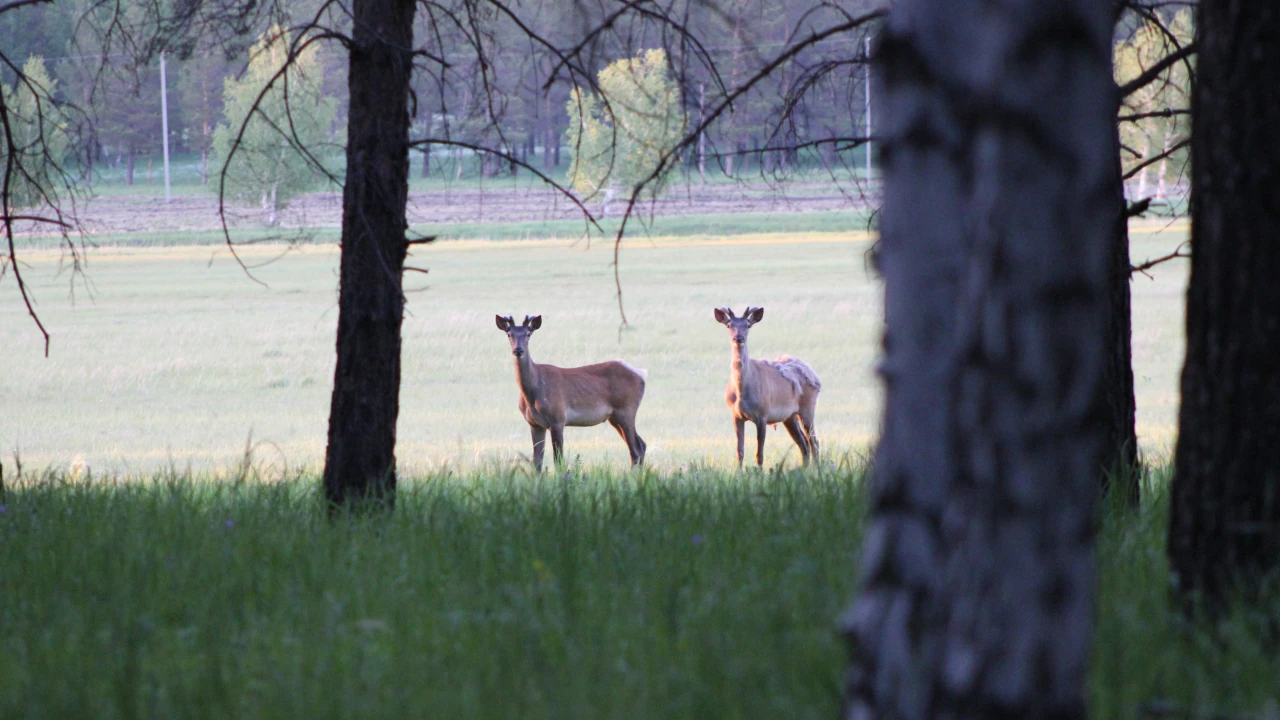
[541,92,552,171]
[1135,134,1151,198]
[125,146,135,186]
[841,1,1114,717]
[1156,122,1173,200]
[84,136,95,187]
[322,0,416,513]
[1101,117,1140,505]
[697,82,706,183]
[1169,0,1280,616]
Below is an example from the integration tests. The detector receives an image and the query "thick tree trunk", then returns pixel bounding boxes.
[1169,0,1280,615]
[841,2,1114,718]
[322,0,416,513]
[1101,121,1140,506]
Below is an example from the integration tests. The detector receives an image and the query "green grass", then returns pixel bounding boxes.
[13,209,872,250]
[1,464,1276,719]
[73,151,876,198]
[0,465,868,720]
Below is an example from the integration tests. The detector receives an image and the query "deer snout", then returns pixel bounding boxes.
[733,334,745,345]
[513,347,525,358]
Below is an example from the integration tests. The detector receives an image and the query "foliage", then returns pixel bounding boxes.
[211,27,338,226]
[564,49,684,213]
[1114,10,1194,199]
[177,47,231,183]
[1,56,69,209]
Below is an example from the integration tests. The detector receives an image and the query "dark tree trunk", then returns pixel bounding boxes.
[841,2,1114,718]
[125,146,135,186]
[1169,0,1280,615]
[1101,120,1140,506]
[322,0,416,513]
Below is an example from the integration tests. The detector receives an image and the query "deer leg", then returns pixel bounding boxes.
[801,398,819,464]
[755,421,767,467]
[550,424,566,469]
[608,417,643,467]
[530,425,547,473]
[783,416,810,466]
[735,418,746,468]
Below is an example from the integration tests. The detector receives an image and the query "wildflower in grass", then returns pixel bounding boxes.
[692,534,704,546]
[224,519,235,528]
[532,558,555,583]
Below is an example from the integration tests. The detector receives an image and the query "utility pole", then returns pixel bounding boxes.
[160,52,172,203]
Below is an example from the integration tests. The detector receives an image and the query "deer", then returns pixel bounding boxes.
[714,306,821,468]
[495,314,648,472]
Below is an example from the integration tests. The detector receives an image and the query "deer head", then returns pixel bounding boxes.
[496,314,543,358]
[714,306,763,346]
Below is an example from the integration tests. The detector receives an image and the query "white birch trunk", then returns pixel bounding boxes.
[842,1,1114,717]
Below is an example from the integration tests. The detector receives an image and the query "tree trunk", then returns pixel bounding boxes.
[1101,119,1140,505]
[1135,133,1151,199]
[841,2,1114,718]
[1156,122,1173,200]
[125,146,135,186]
[542,93,553,171]
[322,0,416,513]
[697,82,706,183]
[1169,0,1280,616]
[421,142,430,179]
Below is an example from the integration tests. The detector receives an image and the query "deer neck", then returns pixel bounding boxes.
[731,340,753,391]
[514,352,542,401]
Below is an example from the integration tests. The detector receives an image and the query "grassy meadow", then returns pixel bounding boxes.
[3,220,1187,475]
[3,205,1247,719]
[3,466,1278,719]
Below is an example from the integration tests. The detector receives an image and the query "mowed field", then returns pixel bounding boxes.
[1,220,1188,474]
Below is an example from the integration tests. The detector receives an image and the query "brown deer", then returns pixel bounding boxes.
[714,306,821,467]
[495,314,648,471]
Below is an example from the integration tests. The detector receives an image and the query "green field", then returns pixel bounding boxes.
[2,221,1188,475]
[2,467,1276,719]
[6,216,1269,719]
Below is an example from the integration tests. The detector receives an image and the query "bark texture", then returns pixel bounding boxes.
[841,2,1114,718]
[322,0,416,512]
[1169,0,1280,613]
[1101,121,1140,506]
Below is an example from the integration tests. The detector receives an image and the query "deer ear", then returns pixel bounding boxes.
[527,315,542,331]
[714,308,731,325]
[495,315,512,331]
[746,306,764,324]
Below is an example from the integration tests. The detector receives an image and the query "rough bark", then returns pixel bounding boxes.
[1169,0,1280,615]
[322,0,416,513]
[1101,119,1140,506]
[841,2,1114,718]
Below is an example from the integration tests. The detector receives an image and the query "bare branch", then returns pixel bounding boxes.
[1131,241,1190,277]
